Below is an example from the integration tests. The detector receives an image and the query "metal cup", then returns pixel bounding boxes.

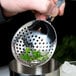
[9,59,60,76]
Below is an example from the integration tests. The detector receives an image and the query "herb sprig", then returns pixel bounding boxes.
[20,47,48,62]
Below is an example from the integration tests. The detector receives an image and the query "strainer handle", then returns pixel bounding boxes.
[48,0,65,22]
[56,0,65,8]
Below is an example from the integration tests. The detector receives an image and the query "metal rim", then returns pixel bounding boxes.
[11,20,57,67]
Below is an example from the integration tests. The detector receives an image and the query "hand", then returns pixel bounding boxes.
[35,0,65,20]
[0,0,65,20]
[1,0,52,16]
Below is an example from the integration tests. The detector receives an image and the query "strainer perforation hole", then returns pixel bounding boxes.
[19,54,20,56]
[20,41,22,43]
[26,33,28,35]
[31,35,33,37]
[49,42,51,44]
[17,56,19,58]
[49,46,51,48]
[41,39,43,41]
[26,30,27,32]
[24,35,26,38]
[22,44,24,47]
[17,40,19,42]
[20,51,23,53]
[51,52,52,54]
[23,32,25,34]
[14,40,16,42]
[46,42,48,44]
[21,29,24,32]
[43,42,45,44]
[24,27,26,29]
[17,34,19,36]
[23,48,25,51]
[45,49,47,51]
[30,31,32,34]
[38,37,40,39]
[19,44,21,46]
[21,37,24,40]
[17,50,19,52]
[19,32,21,34]
[51,48,53,50]
[35,35,37,37]
[46,46,48,48]
[16,44,18,45]
[34,43,36,45]
[42,50,44,51]
[20,35,22,37]
[39,42,41,44]
[29,39,31,42]
[19,48,21,50]
[36,46,38,48]
[33,38,35,41]
[16,47,18,49]
[36,40,38,42]
[28,36,30,38]
[15,37,17,39]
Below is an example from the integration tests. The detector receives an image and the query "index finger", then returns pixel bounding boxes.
[59,2,65,16]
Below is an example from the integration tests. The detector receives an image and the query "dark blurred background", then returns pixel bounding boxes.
[0,0,76,67]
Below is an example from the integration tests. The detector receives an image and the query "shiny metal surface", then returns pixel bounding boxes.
[9,59,60,76]
[11,20,57,67]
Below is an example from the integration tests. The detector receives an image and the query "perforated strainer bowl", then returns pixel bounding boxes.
[11,20,57,67]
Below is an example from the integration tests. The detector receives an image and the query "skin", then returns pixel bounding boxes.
[0,0,65,20]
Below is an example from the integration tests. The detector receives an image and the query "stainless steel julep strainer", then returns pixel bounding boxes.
[11,0,65,67]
